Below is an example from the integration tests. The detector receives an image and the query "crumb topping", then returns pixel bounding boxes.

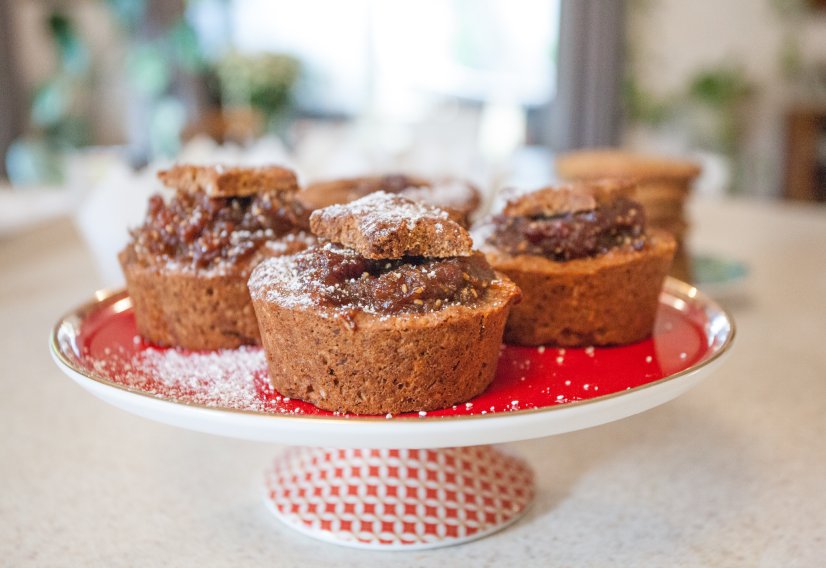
[502,179,636,218]
[309,191,473,259]
[158,163,298,198]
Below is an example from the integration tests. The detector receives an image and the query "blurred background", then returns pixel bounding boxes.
[2,0,826,244]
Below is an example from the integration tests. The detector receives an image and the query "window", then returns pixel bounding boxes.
[215,0,560,116]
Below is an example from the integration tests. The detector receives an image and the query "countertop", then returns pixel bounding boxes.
[1,197,824,567]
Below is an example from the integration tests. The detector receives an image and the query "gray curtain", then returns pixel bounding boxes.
[548,0,626,151]
[0,0,22,178]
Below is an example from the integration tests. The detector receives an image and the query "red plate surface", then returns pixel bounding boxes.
[64,290,713,419]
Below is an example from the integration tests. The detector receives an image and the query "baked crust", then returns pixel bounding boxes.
[120,252,261,349]
[298,174,481,223]
[556,149,701,181]
[120,231,316,350]
[158,164,299,198]
[299,174,429,209]
[482,229,676,346]
[250,274,520,414]
[502,179,636,217]
[309,191,473,259]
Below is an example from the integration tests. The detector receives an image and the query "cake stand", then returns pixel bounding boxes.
[50,278,734,550]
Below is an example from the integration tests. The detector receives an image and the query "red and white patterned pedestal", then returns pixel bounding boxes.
[264,446,535,550]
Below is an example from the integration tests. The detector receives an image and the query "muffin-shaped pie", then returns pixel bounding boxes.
[477,179,675,347]
[555,149,700,282]
[248,191,521,415]
[298,174,481,226]
[120,164,314,350]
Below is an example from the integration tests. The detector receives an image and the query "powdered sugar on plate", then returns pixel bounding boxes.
[90,345,287,413]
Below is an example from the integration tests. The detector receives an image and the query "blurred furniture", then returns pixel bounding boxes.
[784,104,826,202]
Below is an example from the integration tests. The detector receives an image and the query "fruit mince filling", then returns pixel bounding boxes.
[293,245,496,314]
[131,190,309,268]
[487,197,647,261]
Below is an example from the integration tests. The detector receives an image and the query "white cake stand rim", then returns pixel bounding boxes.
[50,278,735,447]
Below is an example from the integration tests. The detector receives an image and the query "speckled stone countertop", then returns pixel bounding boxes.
[1,197,824,567]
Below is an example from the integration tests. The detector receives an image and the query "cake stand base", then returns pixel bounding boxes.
[263,445,535,550]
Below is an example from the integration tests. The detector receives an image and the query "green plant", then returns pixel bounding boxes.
[105,0,207,159]
[686,66,753,154]
[32,11,92,146]
[6,9,91,184]
[688,67,752,110]
[215,51,300,132]
[622,76,672,126]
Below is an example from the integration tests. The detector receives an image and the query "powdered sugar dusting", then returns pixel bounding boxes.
[132,347,270,409]
[247,253,305,304]
[320,191,452,234]
[90,345,290,413]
